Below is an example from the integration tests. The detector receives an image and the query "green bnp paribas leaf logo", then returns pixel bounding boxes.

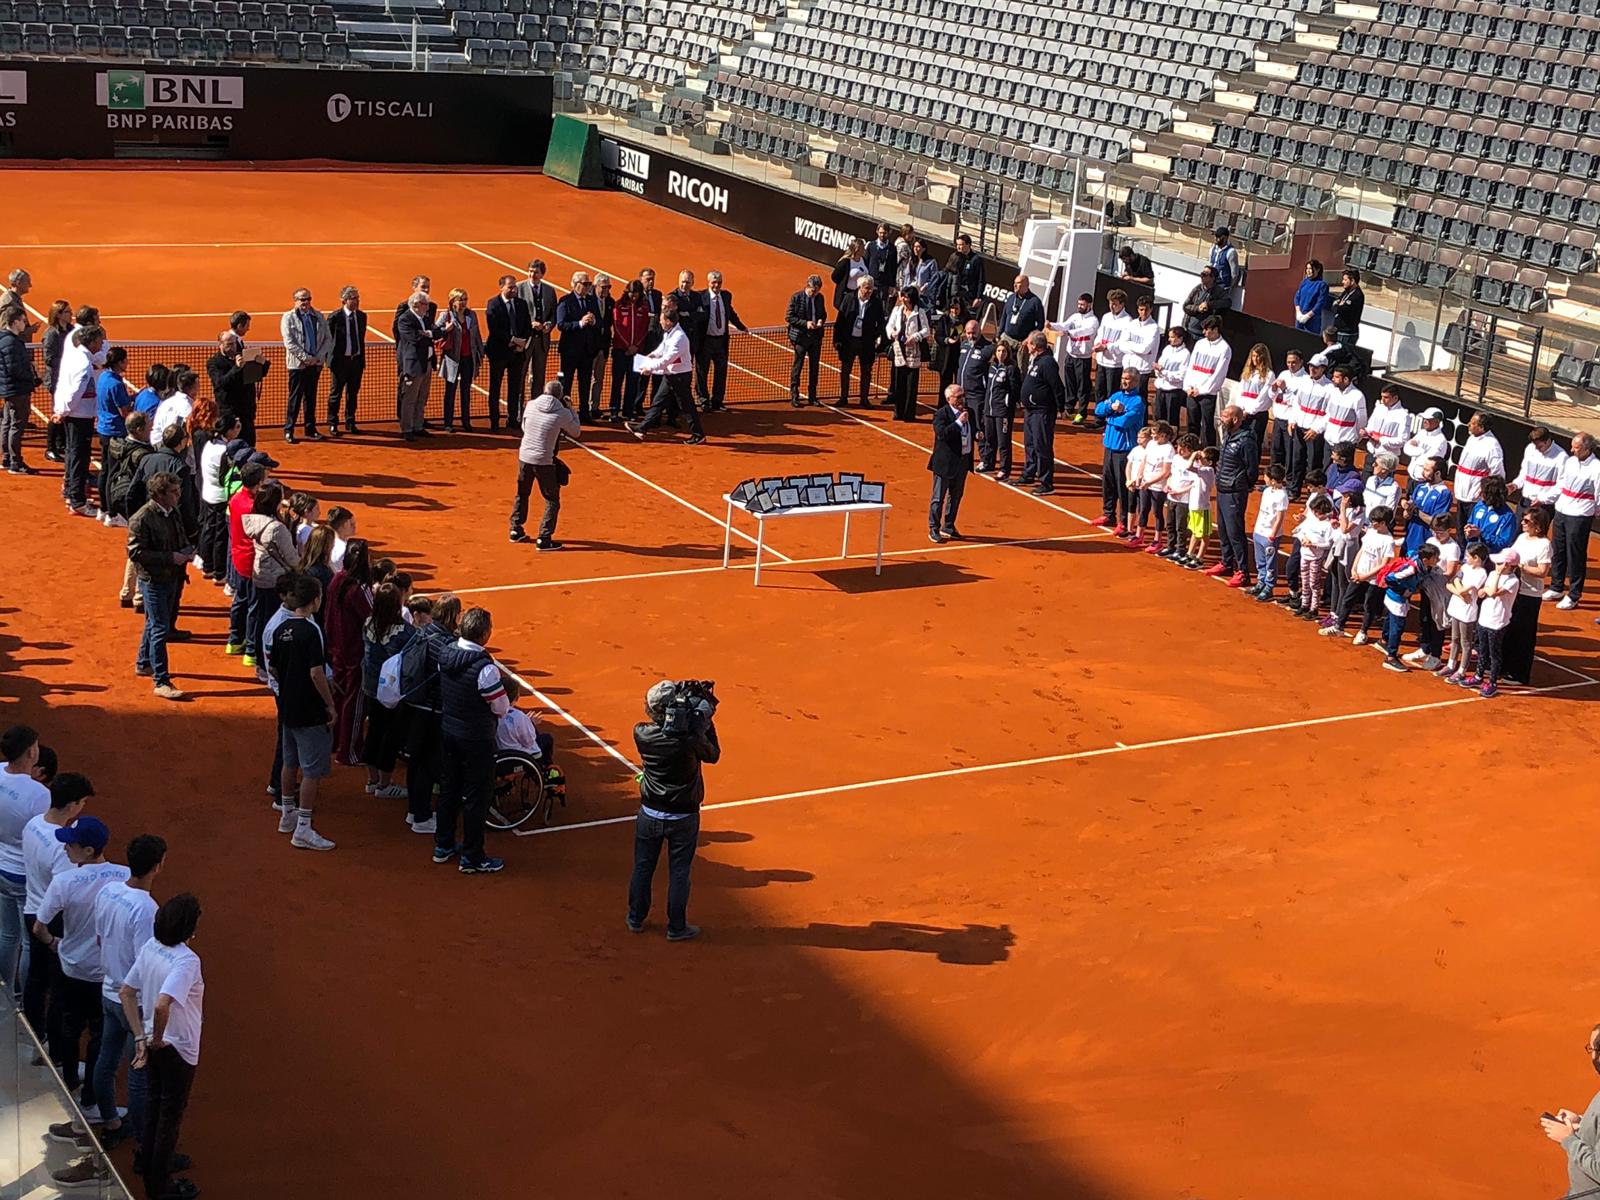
[105,70,146,111]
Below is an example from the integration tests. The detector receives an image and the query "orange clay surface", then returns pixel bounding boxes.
[2,168,1599,1200]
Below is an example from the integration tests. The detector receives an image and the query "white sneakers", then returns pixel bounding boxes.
[1542,588,1561,600]
[291,827,335,851]
[1404,649,1428,664]
[1352,632,1370,646]
[1557,596,1578,610]
[277,808,297,834]
[407,816,437,835]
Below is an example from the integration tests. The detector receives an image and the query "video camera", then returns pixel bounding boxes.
[660,679,719,737]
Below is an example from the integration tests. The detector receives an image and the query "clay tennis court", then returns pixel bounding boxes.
[2,166,1598,1200]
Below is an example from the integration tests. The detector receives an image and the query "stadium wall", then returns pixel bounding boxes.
[595,131,1020,305]
[0,61,553,163]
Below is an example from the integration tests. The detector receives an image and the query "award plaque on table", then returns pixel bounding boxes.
[784,475,811,489]
[803,485,831,507]
[831,482,857,504]
[751,489,778,513]
[809,473,834,488]
[760,477,785,494]
[839,472,865,488]
[776,486,802,508]
[732,479,758,506]
[858,481,886,503]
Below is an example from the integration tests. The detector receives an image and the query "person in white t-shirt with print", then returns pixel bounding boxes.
[1292,494,1336,619]
[122,892,204,1200]
[85,835,166,1152]
[1472,550,1519,697]
[1124,427,1151,548]
[33,816,128,1115]
[1403,407,1450,481]
[19,772,89,1041]
[1139,422,1175,555]
[1443,541,1491,684]
[0,723,52,993]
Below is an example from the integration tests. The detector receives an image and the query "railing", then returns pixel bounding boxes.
[1,990,135,1199]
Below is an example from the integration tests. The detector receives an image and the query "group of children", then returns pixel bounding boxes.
[1111,424,1519,696]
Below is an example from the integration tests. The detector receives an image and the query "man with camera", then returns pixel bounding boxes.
[626,680,720,942]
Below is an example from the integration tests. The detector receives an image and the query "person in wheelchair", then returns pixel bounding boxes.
[494,673,553,765]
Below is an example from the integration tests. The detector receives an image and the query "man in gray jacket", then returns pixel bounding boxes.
[280,288,332,444]
[510,380,580,549]
[1542,1024,1600,1198]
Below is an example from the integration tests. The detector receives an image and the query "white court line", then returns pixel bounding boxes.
[0,239,513,250]
[454,531,1106,596]
[514,675,1600,836]
[496,662,641,774]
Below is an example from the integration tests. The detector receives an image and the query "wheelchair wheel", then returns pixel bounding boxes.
[488,750,550,831]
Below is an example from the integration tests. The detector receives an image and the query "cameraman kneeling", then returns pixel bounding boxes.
[626,680,720,942]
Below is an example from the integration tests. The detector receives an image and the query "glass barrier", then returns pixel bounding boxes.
[1,990,135,1200]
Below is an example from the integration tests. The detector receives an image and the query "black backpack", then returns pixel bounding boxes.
[106,441,152,518]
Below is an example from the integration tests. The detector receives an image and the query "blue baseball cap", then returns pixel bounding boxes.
[55,816,109,851]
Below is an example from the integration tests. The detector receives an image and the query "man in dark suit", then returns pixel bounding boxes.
[326,284,367,436]
[394,290,437,442]
[517,259,558,396]
[393,274,437,424]
[863,222,897,294]
[832,276,885,408]
[696,270,746,412]
[589,274,616,420]
[954,320,994,462]
[927,384,975,542]
[1017,330,1065,495]
[639,266,665,405]
[668,269,706,375]
[785,274,827,408]
[485,274,532,432]
[554,271,604,423]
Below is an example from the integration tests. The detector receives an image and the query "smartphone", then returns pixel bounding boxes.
[1541,1111,1557,1121]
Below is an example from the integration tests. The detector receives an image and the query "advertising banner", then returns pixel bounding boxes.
[0,61,552,163]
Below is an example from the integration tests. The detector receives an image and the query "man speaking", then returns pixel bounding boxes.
[510,380,580,550]
[626,680,720,942]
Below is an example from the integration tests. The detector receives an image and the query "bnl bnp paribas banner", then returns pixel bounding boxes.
[96,68,243,132]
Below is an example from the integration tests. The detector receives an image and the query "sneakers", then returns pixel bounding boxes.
[1479,680,1499,698]
[1443,670,1463,685]
[1381,656,1408,673]
[509,530,533,544]
[50,1155,110,1190]
[224,642,244,656]
[1403,649,1429,664]
[277,808,298,834]
[1541,588,1561,600]
[1111,524,1128,537]
[432,845,458,865]
[1417,654,1442,671]
[686,434,706,445]
[291,826,336,851]
[1125,536,1144,549]
[1203,563,1228,577]
[666,924,702,942]
[535,538,563,550]
[241,653,258,668]
[1557,596,1577,610]
[409,816,436,835]
[1089,515,1111,527]
[1225,572,1248,588]
[1318,624,1347,638]
[1351,632,1370,646]
[626,916,644,933]
[47,1121,90,1146]
[458,855,504,875]
[372,783,407,799]
[153,683,187,701]
[1143,542,1164,554]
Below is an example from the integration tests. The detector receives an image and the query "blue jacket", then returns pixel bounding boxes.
[1293,277,1329,333]
[1467,502,1517,551]
[1094,390,1146,452]
[1404,480,1453,556]
[133,385,162,418]
[95,370,131,437]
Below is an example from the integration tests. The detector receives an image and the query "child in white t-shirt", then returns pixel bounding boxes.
[1293,494,1336,618]
[1160,432,1198,559]
[1126,427,1151,547]
[1183,446,1218,569]
[1473,550,1519,697]
[1139,421,1175,555]
[1251,464,1290,601]
[1443,541,1489,683]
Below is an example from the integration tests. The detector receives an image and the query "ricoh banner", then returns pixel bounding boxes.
[596,133,1018,295]
[0,61,552,162]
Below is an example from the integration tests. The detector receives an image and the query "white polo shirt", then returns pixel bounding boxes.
[1095,308,1132,369]
[1364,400,1409,458]
[1404,426,1449,480]
[36,860,131,983]
[124,937,205,1066]
[1455,432,1506,504]
[1515,441,1570,507]
[1271,368,1307,423]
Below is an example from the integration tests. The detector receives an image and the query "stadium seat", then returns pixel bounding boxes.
[125,22,149,53]
[1507,267,1549,312]
[1552,341,1597,388]
[0,19,21,49]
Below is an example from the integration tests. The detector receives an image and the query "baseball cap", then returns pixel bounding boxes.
[1492,549,1521,567]
[1419,407,1444,420]
[55,816,110,851]
[247,449,280,469]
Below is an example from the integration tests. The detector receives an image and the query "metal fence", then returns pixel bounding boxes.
[26,325,952,429]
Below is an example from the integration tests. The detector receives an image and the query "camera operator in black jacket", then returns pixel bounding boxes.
[626,680,721,942]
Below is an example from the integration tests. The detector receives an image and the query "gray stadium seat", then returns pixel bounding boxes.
[0,19,20,49]
[1553,341,1597,388]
